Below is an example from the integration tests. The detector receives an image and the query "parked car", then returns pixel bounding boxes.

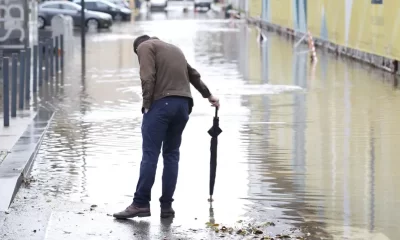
[74,0,132,21]
[149,0,168,11]
[194,0,212,10]
[38,1,113,30]
[106,0,130,9]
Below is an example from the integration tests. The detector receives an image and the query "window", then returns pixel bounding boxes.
[42,3,61,9]
[96,2,109,9]
[61,3,80,11]
[85,2,97,8]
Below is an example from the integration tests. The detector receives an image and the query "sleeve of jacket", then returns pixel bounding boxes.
[187,63,212,98]
[137,42,156,111]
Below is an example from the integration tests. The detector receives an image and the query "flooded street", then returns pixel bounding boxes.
[7,9,400,240]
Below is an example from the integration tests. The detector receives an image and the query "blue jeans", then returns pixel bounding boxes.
[133,96,189,209]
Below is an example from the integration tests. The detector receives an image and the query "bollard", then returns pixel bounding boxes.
[60,34,64,72]
[38,42,43,86]
[2,57,10,127]
[49,38,54,77]
[25,47,31,101]
[44,40,49,82]
[19,51,25,109]
[11,54,18,117]
[33,45,38,92]
[55,36,59,73]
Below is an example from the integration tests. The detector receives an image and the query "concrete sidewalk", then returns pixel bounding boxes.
[0,111,36,147]
[0,111,37,165]
[0,109,54,211]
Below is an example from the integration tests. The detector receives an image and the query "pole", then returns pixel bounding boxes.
[80,0,86,68]
[60,34,64,72]
[38,42,43,86]
[19,51,25,110]
[55,36,59,73]
[49,38,54,78]
[25,47,31,101]
[11,54,18,117]
[44,39,49,82]
[33,45,38,92]
[3,58,10,127]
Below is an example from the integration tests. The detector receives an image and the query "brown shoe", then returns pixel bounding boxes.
[113,205,151,219]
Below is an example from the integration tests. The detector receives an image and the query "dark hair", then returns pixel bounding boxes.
[133,35,151,54]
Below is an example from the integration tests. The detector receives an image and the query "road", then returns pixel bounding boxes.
[1,4,400,240]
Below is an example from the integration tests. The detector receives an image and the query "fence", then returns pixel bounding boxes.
[1,15,73,127]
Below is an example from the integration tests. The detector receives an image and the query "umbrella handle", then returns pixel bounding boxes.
[214,106,218,118]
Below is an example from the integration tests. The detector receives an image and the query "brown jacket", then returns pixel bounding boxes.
[137,37,211,114]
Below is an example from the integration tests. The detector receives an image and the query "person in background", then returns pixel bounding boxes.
[113,35,220,219]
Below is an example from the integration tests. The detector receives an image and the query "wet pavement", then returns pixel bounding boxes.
[1,6,400,240]
[0,109,53,211]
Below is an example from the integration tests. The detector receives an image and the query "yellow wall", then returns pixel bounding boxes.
[249,0,262,18]
[269,0,294,30]
[267,0,400,60]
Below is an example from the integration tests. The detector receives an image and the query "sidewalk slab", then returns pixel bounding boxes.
[0,109,54,211]
[0,110,37,153]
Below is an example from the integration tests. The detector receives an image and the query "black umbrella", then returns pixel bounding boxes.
[208,107,222,202]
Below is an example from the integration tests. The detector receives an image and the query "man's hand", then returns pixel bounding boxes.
[144,108,149,113]
[208,95,220,109]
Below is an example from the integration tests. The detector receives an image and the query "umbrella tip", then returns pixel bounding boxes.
[208,196,214,202]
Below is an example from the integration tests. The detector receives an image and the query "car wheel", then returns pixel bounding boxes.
[38,17,45,29]
[114,13,122,21]
[86,18,99,30]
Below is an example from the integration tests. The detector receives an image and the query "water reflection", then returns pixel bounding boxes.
[242,30,400,239]
[28,13,400,240]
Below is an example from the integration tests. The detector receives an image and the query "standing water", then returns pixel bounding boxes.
[23,15,400,240]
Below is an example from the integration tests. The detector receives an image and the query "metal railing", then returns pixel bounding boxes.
[2,35,65,127]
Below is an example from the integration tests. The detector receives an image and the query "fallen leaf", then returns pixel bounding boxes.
[262,222,276,227]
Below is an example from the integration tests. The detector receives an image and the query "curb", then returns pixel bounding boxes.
[246,17,399,75]
[0,109,54,211]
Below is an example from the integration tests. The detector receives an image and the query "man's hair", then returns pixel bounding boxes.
[133,35,151,54]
